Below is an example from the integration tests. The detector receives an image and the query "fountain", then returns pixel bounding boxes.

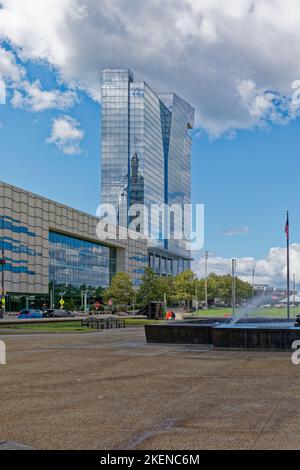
[145,295,300,350]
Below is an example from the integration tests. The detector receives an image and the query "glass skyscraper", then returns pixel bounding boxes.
[101,69,194,276]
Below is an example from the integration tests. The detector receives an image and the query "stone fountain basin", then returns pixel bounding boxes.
[212,322,300,349]
[145,318,300,350]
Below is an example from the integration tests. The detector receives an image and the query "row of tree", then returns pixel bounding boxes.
[104,268,253,309]
[48,269,253,311]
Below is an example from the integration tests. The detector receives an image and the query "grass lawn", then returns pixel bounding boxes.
[123,318,165,326]
[194,307,298,318]
[0,321,88,332]
[0,318,165,333]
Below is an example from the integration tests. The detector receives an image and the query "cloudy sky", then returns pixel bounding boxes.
[1,0,300,287]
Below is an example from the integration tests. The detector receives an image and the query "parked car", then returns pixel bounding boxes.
[43,309,75,318]
[42,309,55,318]
[18,309,43,319]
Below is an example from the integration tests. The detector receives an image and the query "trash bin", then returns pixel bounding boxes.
[147,302,164,320]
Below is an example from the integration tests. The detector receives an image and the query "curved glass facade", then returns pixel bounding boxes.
[49,232,116,288]
[101,69,194,275]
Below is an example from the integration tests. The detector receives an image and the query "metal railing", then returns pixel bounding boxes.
[81,317,126,330]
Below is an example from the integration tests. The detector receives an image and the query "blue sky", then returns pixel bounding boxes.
[194,121,300,260]
[1,64,298,261]
[0,61,102,213]
[1,0,300,286]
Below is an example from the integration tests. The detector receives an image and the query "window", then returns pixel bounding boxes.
[49,232,116,288]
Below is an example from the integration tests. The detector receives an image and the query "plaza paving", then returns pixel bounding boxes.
[0,327,300,450]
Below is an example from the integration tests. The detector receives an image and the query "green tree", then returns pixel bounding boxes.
[208,273,226,303]
[196,273,252,306]
[104,272,134,310]
[159,275,174,305]
[137,268,175,305]
[173,270,196,307]
[93,286,106,299]
[64,298,76,312]
[235,276,252,304]
[195,278,205,302]
[137,268,162,305]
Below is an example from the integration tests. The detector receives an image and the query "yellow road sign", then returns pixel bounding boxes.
[59,299,65,306]
[1,297,5,305]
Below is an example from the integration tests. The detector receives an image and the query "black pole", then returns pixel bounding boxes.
[231,259,235,316]
[0,225,4,318]
[1,242,3,297]
[286,211,290,320]
[252,267,255,304]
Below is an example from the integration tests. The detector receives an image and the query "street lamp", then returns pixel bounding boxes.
[232,258,236,316]
[252,267,255,304]
[195,275,198,311]
[204,251,208,309]
[0,234,6,318]
[293,273,296,318]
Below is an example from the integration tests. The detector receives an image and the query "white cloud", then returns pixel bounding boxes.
[193,243,300,287]
[0,46,24,83]
[222,226,250,236]
[0,77,5,104]
[11,80,78,112]
[46,115,84,155]
[0,45,77,112]
[2,1,300,135]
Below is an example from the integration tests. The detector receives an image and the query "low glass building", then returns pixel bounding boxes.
[0,182,148,310]
[49,232,117,289]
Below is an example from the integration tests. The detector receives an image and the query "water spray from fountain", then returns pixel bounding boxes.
[227,291,276,324]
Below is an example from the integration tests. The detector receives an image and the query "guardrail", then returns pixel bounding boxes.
[81,317,126,330]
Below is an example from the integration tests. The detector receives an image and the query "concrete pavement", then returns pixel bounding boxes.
[0,328,300,449]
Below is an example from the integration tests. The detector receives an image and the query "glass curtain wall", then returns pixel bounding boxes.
[49,231,116,289]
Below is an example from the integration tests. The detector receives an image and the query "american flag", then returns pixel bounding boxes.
[285,212,289,239]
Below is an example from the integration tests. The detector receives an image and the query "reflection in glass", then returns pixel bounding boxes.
[49,232,116,288]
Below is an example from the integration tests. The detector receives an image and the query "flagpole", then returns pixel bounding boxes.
[286,211,290,320]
